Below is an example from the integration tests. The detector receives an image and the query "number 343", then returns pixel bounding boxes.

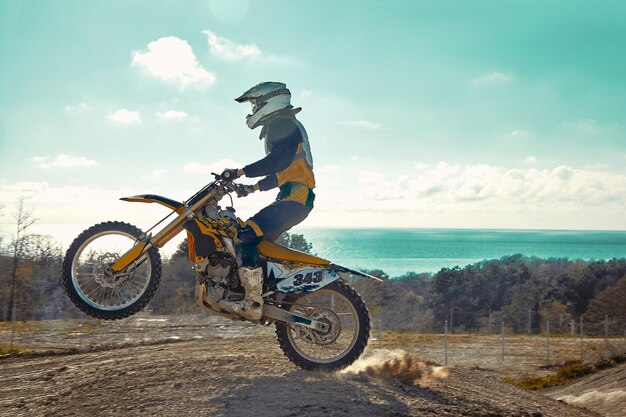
[293,271,324,286]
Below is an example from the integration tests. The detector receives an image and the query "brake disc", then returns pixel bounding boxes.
[294,309,342,346]
[92,252,136,288]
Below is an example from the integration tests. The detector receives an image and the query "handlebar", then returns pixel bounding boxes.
[210,173,249,198]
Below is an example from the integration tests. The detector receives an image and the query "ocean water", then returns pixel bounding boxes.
[298,228,626,277]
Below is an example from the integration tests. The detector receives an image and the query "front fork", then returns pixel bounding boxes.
[111,234,152,272]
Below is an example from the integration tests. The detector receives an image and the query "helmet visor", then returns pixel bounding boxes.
[250,100,266,114]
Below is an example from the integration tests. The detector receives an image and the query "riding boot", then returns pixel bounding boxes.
[218,267,263,321]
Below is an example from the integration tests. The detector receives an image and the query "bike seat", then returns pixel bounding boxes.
[257,240,330,265]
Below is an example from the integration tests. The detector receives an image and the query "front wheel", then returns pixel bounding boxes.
[275,280,370,371]
[62,221,162,320]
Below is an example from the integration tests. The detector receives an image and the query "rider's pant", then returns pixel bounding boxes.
[243,182,315,242]
[237,183,314,266]
[248,200,312,241]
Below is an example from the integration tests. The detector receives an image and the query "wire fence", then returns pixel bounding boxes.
[370,315,626,378]
[439,308,625,337]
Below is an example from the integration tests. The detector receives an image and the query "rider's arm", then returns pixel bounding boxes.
[242,119,301,178]
[257,174,278,191]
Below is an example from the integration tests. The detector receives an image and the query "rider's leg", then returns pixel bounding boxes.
[223,201,312,320]
[247,200,312,241]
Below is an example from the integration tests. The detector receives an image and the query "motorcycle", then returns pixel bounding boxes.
[62,174,382,371]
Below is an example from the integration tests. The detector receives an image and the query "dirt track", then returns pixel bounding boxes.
[545,363,626,417]
[0,335,601,417]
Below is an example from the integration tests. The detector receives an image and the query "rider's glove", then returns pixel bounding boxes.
[238,184,257,197]
[221,168,240,181]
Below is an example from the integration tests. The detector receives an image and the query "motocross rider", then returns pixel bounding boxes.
[220,81,315,321]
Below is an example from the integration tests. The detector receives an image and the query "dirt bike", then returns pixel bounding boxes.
[62,174,381,371]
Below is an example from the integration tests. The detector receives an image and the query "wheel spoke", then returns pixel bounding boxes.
[285,286,360,364]
[70,227,154,312]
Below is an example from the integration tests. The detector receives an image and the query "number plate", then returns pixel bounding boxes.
[266,262,340,293]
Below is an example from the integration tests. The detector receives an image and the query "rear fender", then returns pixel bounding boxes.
[329,265,384,282]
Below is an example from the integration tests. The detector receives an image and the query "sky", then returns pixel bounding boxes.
[1,0,626,249]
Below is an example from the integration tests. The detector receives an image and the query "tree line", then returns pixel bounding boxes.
[1,204,624,335]
[350,255,626,335]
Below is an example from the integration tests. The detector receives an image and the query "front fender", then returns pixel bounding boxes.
[120,194,184,212]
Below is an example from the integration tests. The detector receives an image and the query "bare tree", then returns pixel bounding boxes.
[5,197,37,321]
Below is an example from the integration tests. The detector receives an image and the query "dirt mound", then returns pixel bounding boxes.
[0,336,600,417]
[544,362,626,417]
[341,349,449,385]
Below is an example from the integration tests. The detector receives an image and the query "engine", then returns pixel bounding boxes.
[199,252,239,288]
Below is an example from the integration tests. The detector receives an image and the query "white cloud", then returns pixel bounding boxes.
[413,161,429,170]
[568,119,600,135]
[4,162,626,243]
[524,155,537,164]
[142,169,165,180]
[29,154,99,169]
[339,120,383,130]
[316,165,341,174]
[203,30,261,61]
[298,90,313,101]
[132,36,216,89]
[0,181,154,248]
[471,71,514,87]
[109,109,141,124]
[510,130,530,137]
[350,155,359,160]
[0,181,107,222]
[64,102,91,114]
[182,158,242,174]
[311,161,626,229]
[156,110,189,121]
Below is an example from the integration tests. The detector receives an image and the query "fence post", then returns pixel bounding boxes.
[377,319,382,349]
[449,307,454,335]
[10,305,17,349]
[580,316,584,361]
[546,320,551,366]
[500,321,505,362]
[444,320,449,366]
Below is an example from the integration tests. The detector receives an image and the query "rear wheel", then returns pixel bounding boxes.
[275,280,370,371]
[62,221,162,320]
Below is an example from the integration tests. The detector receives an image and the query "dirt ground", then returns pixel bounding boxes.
[545,363,626,417]
[1,332,603,417]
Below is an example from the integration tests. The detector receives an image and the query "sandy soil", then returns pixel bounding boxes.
[544,363,626,417]
[4,314,623,381]
[0,334,601,417]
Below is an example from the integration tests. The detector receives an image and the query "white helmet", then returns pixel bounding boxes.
[235,81,293,129]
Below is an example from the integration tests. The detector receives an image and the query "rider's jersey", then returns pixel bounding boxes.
[242,116,315,207]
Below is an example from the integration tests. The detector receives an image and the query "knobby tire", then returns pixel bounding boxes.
[275,279,370,371]
[62,221,162,320]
